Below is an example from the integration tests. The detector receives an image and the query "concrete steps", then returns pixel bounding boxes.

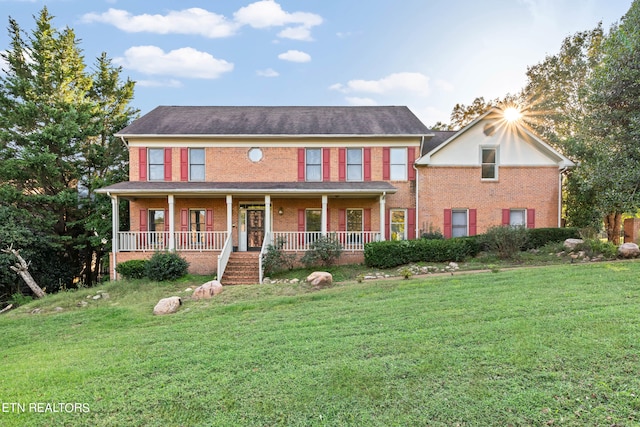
[221,252,260,285]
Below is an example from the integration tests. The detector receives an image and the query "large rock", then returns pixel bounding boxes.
[192,280,224,300]
[153,296,182,315]
[563,238,584,250]
[618,242,640,258]
[306,271,333,288]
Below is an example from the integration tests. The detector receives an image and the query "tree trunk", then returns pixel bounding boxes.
[2,247,46,298]
[604,212,622,245]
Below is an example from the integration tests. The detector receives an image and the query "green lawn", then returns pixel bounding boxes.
[1,262,639,426]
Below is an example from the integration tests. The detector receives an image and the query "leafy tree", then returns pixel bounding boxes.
[0,7,137,294]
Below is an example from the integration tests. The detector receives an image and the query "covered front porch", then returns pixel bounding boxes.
[98,181,396,283]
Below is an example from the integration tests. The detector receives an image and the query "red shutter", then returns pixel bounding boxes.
[502,209,510,226]
[298,148,305,181]
[385,209,391,240]
[444,209,452,239]
[180,148,189,181]
[339,209,346,231]
[364,209,371,231]
[180,209,189,232]
[323,148,330,181]
[164,148,172,181]
[527,209,536,229]
[338,148,346,181]
[206,209,214,232]
[138,147,147,181]
[407,208,416,239]
[383,147,390,180]
[326,209,331,232]
[298,209,305,246]
[469,209,477,236]
[164,209,170,231]
[364,147,371,181]
[139,209,148,231]
[408,147,416,180]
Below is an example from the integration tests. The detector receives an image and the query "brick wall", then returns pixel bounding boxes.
[418,166,560,235]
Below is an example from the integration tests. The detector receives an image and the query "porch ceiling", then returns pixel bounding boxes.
[96,181,397,198]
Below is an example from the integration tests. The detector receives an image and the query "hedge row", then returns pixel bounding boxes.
[116,252,189,281]
[364,237,481,269]
[364,227,581,269]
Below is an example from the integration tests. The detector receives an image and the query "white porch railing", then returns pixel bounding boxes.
[270,231,380,252]
[259,231,272,284]
[116,231,227,252]
[217,233,233,281]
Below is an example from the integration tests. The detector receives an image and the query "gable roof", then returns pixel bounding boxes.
[117,106,431,137]
[416,107,575,168]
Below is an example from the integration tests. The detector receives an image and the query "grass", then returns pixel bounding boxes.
[1,262,639,426]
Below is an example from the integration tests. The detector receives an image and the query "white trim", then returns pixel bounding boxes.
[126,139,422,148]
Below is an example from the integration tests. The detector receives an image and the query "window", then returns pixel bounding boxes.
[452,209,468,237]
[190,209,205,244]
[481,147,497,179]
[148,209,165,246]
[306,209,321,243]
[306,148,322,182]
[390,148,407,180]
[390,209,406,241]
[189,148,205,181]
[346,148,362,181]
[510,209,526,227]
[148,148,164,181]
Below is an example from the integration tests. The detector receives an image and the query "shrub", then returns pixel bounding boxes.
[144,252,189,281]
[301,236,343,267]
[576,239,618,259]
[524,227,581,250]
[364,237,481,269]
[480,226,529,259]
[262,237,297,276]
[115,259,148,280]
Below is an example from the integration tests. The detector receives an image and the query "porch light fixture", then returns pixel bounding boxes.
[278,207,284,215]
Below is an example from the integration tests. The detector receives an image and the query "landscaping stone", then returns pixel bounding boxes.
[153,296,182,315]
[618,242,640,258]
[563,238,584,250]
[307,271,333,288]
[192,280,223,300]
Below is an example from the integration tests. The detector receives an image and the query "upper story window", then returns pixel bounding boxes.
[306,148,322,182]
[189,148,205,181]
[481,147,497,180]
[148,148,165,181]
[347,148,363,181]
[390,148,407,180]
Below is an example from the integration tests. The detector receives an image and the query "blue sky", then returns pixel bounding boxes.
[0,0,634,126]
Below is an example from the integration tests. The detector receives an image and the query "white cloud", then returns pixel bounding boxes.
[234,0,322,40]
[115,46,233,79]
[434,79,454,92]
[82,2,322,41]
[278,50,311,63]
[136,79,184,88]
[345,97,378,106]
[331,72,431,96]
[256,68,279,77]
[81,8,237,38]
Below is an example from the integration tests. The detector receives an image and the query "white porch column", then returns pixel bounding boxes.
[110,194,119,280]
[265,195,271,238]
[321,195,328,236]
[226,195,233,234]
[167,194,175,251]
[379,193,386,241]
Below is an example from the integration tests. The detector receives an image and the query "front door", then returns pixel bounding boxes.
[246,208,264,250]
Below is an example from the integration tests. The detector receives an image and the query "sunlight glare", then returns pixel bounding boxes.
[503,107,522,122]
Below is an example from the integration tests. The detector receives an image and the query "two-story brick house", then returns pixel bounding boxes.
[97,105,573,284]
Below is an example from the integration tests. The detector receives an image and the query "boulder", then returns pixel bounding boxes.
[618,242,640,258]
[563,238,584,250]
[192,280,224,300]
[153,296,182,315]
[306,271,333,288]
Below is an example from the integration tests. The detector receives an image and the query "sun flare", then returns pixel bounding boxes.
[503,107,522,122]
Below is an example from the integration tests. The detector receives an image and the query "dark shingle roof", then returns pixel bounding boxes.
[421,130,457,156]
[117,106,430,136]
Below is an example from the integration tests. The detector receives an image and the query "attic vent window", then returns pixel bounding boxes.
[248,148,263,162]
